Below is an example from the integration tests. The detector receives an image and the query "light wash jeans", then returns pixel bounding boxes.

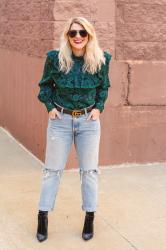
[38,105,101,212]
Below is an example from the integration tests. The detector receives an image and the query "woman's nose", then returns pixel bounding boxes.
[76,32,81,38]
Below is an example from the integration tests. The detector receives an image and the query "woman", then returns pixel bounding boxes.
[36,16,112,242]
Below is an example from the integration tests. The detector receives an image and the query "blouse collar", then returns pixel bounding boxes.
[71,51,84,60]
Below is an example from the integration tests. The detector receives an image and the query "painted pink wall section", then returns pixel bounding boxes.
[0,0,166,166]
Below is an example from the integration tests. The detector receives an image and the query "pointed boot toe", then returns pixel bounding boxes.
[82,231,93,240]
[36,233,48,242]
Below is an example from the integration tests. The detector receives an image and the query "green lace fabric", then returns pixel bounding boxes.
[37,49,112,113]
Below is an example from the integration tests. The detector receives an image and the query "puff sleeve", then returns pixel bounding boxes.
[94,51,112,113]
[37,51,56,112]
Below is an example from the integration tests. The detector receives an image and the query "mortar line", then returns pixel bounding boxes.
[124,62,131,105]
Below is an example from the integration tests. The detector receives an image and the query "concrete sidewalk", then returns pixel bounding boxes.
[0,127,166,250]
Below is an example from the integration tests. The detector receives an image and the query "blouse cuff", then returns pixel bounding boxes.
[93,103,104,113]
[45,101,55,113]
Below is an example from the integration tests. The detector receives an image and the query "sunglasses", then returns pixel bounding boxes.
[67,29,88,38]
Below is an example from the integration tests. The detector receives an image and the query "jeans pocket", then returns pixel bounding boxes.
[49,111,63,120]
[89,117,100,122]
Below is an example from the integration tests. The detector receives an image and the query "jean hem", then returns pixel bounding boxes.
[82,206,97,212]
[38,206,54,212]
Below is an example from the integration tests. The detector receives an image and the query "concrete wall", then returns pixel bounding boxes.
[0,0,166,166]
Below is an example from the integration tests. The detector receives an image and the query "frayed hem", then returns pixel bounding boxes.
[38,207,54,212]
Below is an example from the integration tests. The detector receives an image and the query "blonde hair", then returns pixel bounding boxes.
[57,17,106,75]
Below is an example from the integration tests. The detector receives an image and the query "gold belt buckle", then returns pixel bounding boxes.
[72,110,82,118]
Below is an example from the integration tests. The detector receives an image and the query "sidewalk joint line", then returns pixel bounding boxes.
[98,214,139,250]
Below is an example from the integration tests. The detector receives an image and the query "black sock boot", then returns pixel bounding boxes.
[82,211,94,240]
[36,210,48,242]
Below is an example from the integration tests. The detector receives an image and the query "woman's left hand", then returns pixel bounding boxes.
[87,108,100,121]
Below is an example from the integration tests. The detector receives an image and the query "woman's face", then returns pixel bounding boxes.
[67,23,89,51]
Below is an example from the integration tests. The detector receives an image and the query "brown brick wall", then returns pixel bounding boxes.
[0,0,53,56]
[0,0,115,57]
[116,0,166,60]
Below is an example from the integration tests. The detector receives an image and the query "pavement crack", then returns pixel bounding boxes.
[98,214,139,250]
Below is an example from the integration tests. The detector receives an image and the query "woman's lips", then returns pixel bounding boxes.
[74,40,83,44]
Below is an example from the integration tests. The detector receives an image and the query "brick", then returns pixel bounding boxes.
[53,21,66,40]
[116,23,166,42]
[93,0,115,22]
[94,21,115,49]
[1,21,41,39]
[0,0,7,21]
[99,43,115,57]
[40,1,55,21]
[117,0,166,4]
[116,41,166,60]
[7,0,40,21]
[94,21,115,42]
[53,1,91,21]
[38,40,54,57]
[124,4,166,23]
[107,61,128,107]
[128,62,166,105]
[0,35,15,50]
[0,36,6,48]
[22,38,53,57]
[116,3,124,24]
[89,0,98,19]
[0,36,54,57]
[40,22,55,40]
[52,40,60,50]
[101,106,166,164]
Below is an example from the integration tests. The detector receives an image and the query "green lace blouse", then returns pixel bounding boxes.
[37,49,112,113]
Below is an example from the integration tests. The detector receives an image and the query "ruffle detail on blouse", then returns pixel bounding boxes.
[47,49,60,75]
[96,51,112,87]
[46,49,112,89]
[48,50,100,89]
[104,51,112,64]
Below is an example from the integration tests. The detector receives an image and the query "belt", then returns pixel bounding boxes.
[55,104,94,118]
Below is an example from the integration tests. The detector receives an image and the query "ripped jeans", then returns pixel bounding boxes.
[38,107,101,212]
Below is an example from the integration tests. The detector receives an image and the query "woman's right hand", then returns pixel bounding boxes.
[48,108,62,119]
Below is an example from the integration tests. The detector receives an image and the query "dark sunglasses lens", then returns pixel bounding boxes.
[80,30,88,37]
[68,30,77,38]
[68,30,88,38]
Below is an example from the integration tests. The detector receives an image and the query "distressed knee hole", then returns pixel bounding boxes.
[43,168,63,179]
[79,169,99,184]
[80,169,99,175]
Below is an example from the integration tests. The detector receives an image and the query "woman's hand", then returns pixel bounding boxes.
[49,108,62,119]
[87,108,100,121]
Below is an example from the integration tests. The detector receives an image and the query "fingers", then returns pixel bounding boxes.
[91,116,98,120]
[56,111,62,119]
[86,110,100,121]
[49,114,56,119]
[87,111,93,120]
[49,108,62,119]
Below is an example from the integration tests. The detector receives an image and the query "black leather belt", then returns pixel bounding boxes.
[55,104,94,118]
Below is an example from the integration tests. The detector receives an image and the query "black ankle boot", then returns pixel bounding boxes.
[82,212,94,240]
[36,211,48,242]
